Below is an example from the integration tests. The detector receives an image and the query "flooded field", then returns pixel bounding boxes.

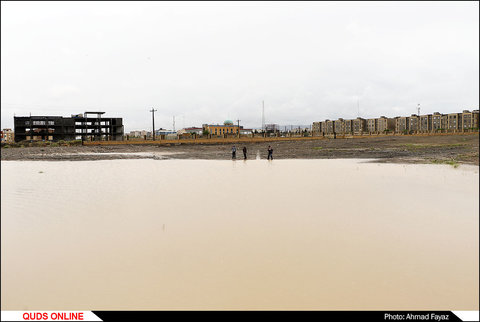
[1,159,478,310]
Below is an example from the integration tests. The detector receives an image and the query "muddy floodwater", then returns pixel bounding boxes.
[1,159,478,310]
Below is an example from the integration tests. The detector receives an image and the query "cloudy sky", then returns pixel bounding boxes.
[1,1,478,132]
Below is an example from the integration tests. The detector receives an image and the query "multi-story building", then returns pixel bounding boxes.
[408,114,420,132]
[461,110,479,130]
[395,116,409,133]
[353,117,366,134]
[377,116,395,133]
[334,118,345,134]
[14,112,124,142]
[344,119,353,134]
[447,113,462,131]
[312,122,322,134]
[312,109,479,136]
[1,128,14,143]
[366,118,377,133]
[325,120,335,134]
[432,112,444,131]
[419,114,432,132]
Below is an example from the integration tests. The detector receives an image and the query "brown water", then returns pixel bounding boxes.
[1,159,478,310]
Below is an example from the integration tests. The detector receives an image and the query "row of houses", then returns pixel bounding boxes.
[312,110,479,135]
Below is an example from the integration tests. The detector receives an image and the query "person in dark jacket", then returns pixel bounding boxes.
[232,145,236,159]
[243,146,247,160]
[267,145,273,160]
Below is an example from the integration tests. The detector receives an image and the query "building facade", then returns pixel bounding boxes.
[366,118,377,133]
[377,117,395,132]
[461,110,479,130]
[14,112,123,142]
[1,128,14,143]
[312,109,478,136]
[353,118,366,135]
[203,120,240,136]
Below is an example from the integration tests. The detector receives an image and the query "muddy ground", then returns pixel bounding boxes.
[1,134,479,165]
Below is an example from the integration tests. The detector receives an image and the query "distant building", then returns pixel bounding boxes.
[14,112,123,142]
[203,120,240,136]
[334,118,345,134]
[408,114,420,132]
[177,127,203,136]
[344,119,353,134]
[312,109,478,136]
[395,116,409,133]
[377,116,395,132]
[325,120,335,134]
[239,128,253,135]
[419,114,432,132]
[461,110,479,130]
[366,118,377,133]
[312,122,322,134]
[353,117,366,134]
[447,113,462,131]
[1,128,14,143]
[265,124,279,132]
[432,112,444,131]
[156,129,176,136]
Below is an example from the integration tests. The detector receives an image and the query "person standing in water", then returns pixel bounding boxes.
[232,145,237,159]
[267,145,273,160]
[243,146,247,160]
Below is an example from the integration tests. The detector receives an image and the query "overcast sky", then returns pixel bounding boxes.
[1,1,478,131]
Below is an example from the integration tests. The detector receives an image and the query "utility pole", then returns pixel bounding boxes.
[150,108,157,140]
[173,116,175,132]
[262,101,265,132]
[417,104,420,116]
[236,119,241,137]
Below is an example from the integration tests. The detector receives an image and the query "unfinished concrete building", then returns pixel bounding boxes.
[14,112,124,142]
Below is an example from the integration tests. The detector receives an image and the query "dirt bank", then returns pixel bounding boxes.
[1,134,478,165]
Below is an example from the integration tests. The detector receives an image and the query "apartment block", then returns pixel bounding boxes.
[344,119,353,134]
[353,118,366,134]
[335,118,345,134]
[432,112,444,131]
[419,114,432,132]
[461,110,479,130]
[395,117,409,133]
[366,118,377,133]
[377,116,395,132]
[312,122,322,133]
[1,128,14,143]
[408,114,420,132]
[325,120,335,134]
[447,113,462,131]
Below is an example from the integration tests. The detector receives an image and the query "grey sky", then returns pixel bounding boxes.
[1,1,478,132]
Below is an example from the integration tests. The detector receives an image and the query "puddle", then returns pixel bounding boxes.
[1,159,478,310]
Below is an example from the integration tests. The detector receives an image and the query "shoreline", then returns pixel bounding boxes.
[1,133,478,165]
